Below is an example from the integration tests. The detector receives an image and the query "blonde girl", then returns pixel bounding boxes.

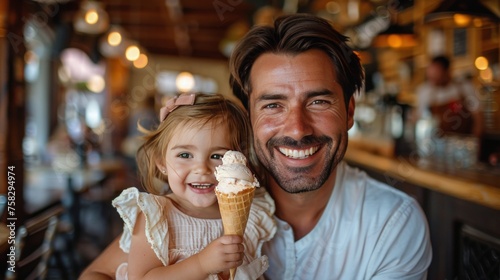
[112,93,276,280]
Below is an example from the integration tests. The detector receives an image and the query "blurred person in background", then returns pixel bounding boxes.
[415,55,483,137]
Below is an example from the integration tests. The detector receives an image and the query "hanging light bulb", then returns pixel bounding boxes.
[99,25,127,57]
[133,53,148,68]
[107,30,122,46]
[125,43,141,61]
[425,0,499,26]
[86,74,106,93]
[74,1,110,35]
[453,14,471,26]
[475,56,489,70]
[176,72,195,92]
[85,8,99,25]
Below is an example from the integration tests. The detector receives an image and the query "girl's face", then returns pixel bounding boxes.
[158,122,232,216]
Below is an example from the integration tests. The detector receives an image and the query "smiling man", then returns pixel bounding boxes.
[229,14,432,280]
[80,14,432,280]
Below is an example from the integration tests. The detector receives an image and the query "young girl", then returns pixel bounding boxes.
[112,93,276,280]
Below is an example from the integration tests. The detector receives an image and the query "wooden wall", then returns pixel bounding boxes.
[0,0,27,221]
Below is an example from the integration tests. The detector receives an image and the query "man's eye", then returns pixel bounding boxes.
[212,154,224,160]
[310,99,332,109]
[178,153,191,158]
[264,103,280,109]
[311,100,329,105]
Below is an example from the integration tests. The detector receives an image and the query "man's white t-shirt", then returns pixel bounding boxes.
[263,162,432,280]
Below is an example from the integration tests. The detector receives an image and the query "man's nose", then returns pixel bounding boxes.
[282,106,313,140]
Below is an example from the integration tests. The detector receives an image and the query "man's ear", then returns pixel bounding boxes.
[347,97,355,130]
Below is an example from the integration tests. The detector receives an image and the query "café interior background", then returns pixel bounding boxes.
[0,0,499,279]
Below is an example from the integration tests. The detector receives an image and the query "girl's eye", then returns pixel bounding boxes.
[178,153,191,158]
[211,154,224,160]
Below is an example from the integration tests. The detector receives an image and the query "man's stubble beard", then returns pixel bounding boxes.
[256,134,347,194]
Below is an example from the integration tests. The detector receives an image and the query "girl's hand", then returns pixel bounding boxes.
[196,235,244,276]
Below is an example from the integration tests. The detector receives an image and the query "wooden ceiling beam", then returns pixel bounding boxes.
[143,44,227,58]
[138,35,222,47]
[99,10,244,27]
[124,26,226,37]
[180,0,254,11]
[102,0,166,8]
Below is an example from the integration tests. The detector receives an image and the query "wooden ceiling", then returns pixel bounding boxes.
[30,0,265,60]
[30,0,383,61]
[27,0,499,61]
[95,0,255,60]
[23,0,500,61]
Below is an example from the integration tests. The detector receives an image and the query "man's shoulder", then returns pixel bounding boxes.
[338,163,426,239]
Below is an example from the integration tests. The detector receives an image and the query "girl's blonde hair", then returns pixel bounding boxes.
[136,93,258,195]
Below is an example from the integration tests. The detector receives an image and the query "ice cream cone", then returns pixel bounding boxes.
[214,151,260,280]
[216,187,255,280]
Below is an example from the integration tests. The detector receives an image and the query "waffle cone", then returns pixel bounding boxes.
[216,187,255,280]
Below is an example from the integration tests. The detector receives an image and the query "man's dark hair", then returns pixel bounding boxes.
[431,55,450,71]
[229,13,364,109]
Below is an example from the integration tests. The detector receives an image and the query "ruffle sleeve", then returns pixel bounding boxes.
[112,187,170,266]
[244,187,277,258]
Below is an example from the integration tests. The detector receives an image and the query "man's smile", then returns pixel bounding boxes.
[278,146,320,159]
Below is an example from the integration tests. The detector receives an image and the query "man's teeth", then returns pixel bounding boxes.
[278,147,319,159]
[191,184,212,189]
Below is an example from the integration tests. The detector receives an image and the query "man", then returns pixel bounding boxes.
[229,14,431,280]
[415,55,482,136]
[80,14,431,279]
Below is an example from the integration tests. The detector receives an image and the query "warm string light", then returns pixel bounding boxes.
[86,75,105,93]
[475,56,493,83]
[74,1,109,34]
[107,31,122,46]
[133,53,148,68]
[176,72,195,92]
[453,14,471,26]
[85,9,99,25]
[99,26,127,58]
[99,25,150,69]
[387,34,402,48]
[74,3,150,68]
[125,44,140,61]
[475,56,489,70]
[479,68,493,82]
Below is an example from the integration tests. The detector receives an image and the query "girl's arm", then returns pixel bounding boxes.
[127,213,244,280]
[79,234,127,280]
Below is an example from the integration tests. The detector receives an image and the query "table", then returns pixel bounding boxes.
[24,158,125,240]
[25,168,103,214]
[24,158,124,214]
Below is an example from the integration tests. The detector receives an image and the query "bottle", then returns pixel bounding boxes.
[415,110,438,165]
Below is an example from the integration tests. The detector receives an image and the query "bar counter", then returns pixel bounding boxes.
[344,145,500,211]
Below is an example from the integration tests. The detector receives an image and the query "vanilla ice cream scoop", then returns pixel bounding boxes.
[214,150,259,280]
[215,151,259,194]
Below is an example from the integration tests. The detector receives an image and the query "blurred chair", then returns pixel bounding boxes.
[459,225,500,280]
[5,204,64,280]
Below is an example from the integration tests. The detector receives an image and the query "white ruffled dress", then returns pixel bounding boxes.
[112,187,276,280]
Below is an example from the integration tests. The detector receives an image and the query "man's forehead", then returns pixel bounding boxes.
[249,50,339,94]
